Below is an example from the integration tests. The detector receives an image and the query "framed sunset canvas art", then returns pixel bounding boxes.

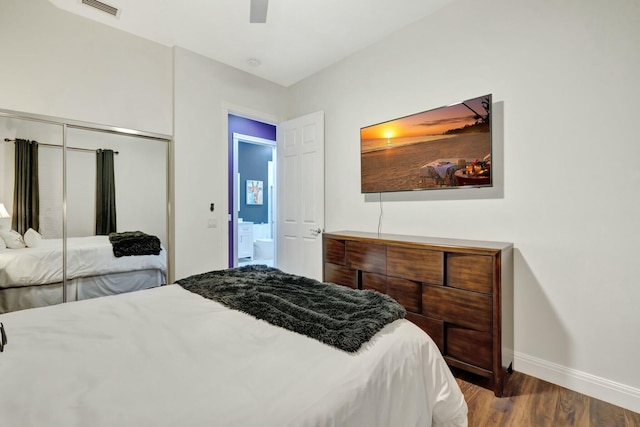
[360,94,492,193]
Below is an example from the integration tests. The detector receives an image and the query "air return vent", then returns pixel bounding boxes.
[81,0,119,17]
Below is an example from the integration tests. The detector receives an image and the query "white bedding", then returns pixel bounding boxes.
[0,235,166,288]
[0,285,468,427]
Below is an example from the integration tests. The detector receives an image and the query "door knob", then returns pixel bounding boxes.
[310,228,322,236]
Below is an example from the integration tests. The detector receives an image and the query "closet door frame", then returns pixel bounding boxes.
[0,108,173,301]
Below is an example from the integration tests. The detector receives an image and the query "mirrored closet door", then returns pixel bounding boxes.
[0,109,171,313]
[0,113,64,311]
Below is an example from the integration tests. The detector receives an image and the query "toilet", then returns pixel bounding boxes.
[253,238,274,260]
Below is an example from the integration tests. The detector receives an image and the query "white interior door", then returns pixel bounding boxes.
[276,111,324,280]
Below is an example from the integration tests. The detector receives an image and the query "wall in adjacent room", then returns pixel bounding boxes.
[238,143,273,225]
[288,0,640,412]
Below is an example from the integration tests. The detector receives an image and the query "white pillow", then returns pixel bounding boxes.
[24,228,43,248]
[0,229,26,249]
[0,237,6,251]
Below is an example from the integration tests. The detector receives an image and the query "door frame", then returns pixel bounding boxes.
[232,132,276,267]
[221,103,279,268]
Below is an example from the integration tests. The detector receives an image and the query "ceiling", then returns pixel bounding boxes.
[47,0,453,87]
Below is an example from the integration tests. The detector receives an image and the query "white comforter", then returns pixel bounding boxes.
[0,235,166,288]
[0,285,468,427]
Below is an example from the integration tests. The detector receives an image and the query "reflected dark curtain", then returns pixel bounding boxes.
[12,139,39,235]
[95,149,116,235]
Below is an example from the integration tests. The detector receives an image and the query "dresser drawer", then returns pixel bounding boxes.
[422,285,492,332]
[387,276,421,313]
[346,241,386,274]
[324,263,357,289]
[446,253,493,293]
[405,312,444,352]
[362,272,386,294]
[324,238,346,266]
[446,325,492,371]
[387,247,443,285]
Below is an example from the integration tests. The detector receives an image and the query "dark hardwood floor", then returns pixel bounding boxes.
[457,371,640,426]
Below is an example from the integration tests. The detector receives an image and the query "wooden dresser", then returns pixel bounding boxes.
[322,230,513,397]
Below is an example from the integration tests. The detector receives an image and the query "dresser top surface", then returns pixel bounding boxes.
[324,230,513,252]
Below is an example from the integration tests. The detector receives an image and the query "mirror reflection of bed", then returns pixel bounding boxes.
[0,111,170,314]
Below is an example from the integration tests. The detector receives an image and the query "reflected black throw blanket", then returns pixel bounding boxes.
[177,265,406,353]
[108,231,161,258]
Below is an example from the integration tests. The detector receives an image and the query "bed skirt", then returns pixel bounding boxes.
[0,269,166,313]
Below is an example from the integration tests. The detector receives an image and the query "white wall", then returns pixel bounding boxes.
[172,47,288,281]
[289,0,640,412]
[0,0,172,135]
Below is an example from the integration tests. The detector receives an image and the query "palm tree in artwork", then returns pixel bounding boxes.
[462,96,490,125]
[480,96,490,124]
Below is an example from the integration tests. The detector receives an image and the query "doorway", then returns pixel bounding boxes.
[228,114,276,268]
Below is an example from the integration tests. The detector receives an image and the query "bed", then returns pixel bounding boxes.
[0,235,167,313]
[0,266,468,427]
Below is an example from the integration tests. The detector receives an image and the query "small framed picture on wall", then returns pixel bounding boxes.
[246,180,263,205]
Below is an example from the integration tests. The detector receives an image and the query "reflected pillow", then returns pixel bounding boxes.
[24,228,43,248]
[0,229,26,249]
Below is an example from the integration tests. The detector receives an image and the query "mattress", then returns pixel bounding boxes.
[0,284,468,427]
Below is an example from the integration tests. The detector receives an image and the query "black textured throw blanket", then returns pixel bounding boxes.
[108,231,162,258]
[177,265,405,353]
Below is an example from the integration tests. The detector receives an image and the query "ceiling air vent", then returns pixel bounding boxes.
[81,0,119,17]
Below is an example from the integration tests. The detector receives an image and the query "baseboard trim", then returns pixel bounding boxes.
[514,351,640,413]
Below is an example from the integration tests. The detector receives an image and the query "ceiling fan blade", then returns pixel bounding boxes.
[250,0,269,23]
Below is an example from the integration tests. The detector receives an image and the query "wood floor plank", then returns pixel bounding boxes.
[482,399,513,427]
[456,378,474,395]
[485,371,527,426]
[460,381,494,426]
[529,376,560,427]
[459,370,640,427]
[625,408,640,427]
[553,384,589,426]
[590,398,628,427]
[503,372,547,427]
